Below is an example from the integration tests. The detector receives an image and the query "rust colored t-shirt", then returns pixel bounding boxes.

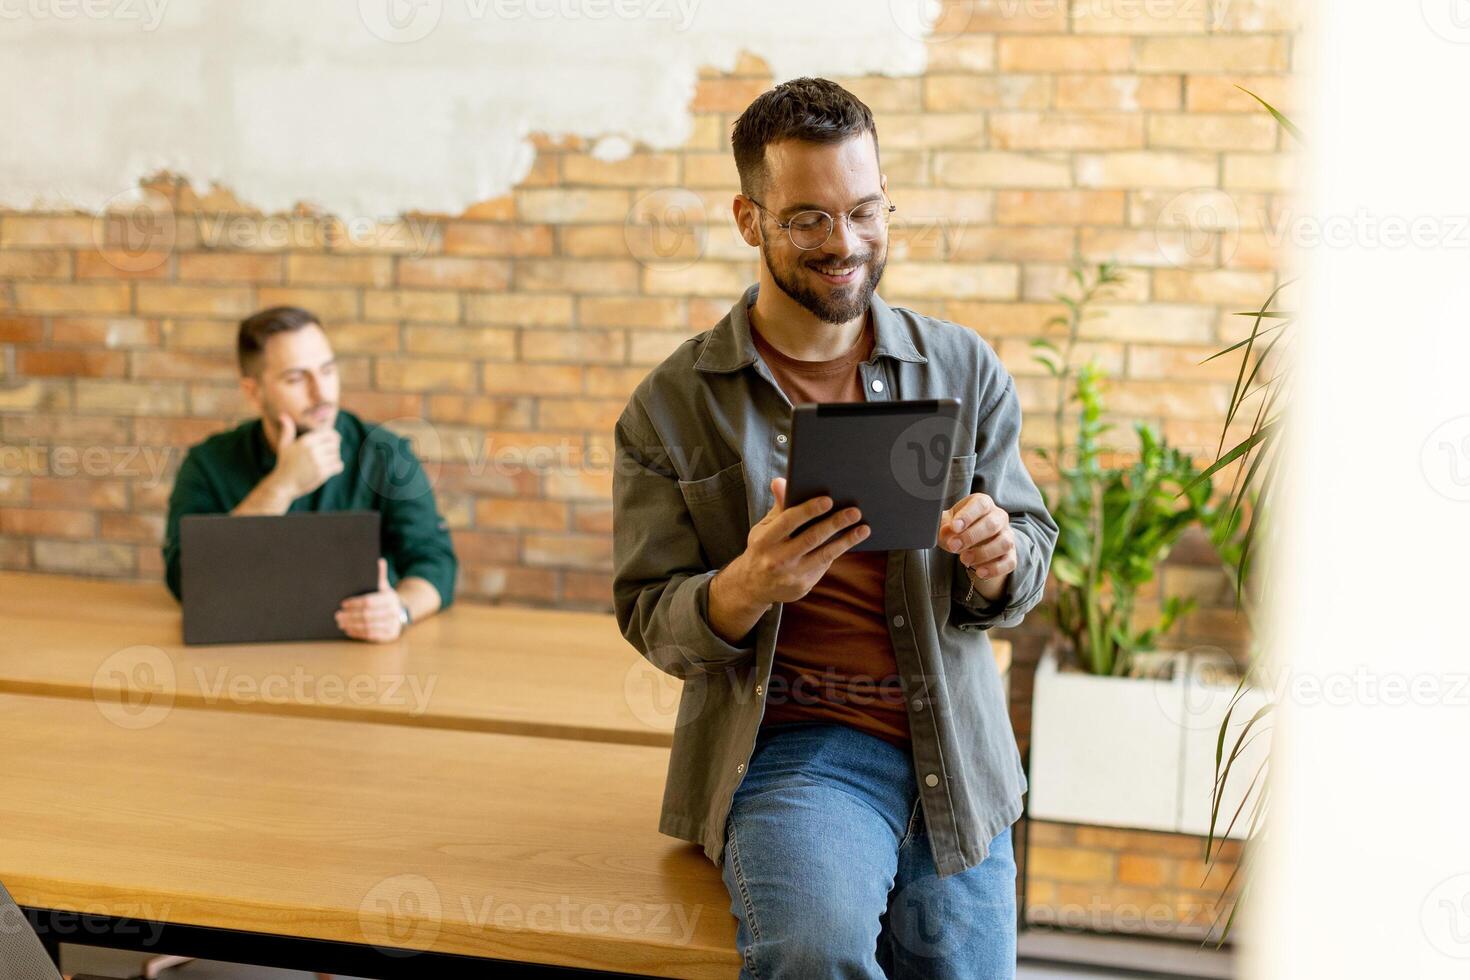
[750,314,910,750]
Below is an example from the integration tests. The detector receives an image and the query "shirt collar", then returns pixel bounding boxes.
[695,283,927,374]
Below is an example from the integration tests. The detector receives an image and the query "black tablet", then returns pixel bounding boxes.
[785,398,962,552]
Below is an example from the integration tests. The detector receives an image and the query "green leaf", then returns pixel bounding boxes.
[1182,422,1277,494]
[1235,86,1304,144]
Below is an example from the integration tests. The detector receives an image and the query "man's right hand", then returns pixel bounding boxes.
[268,413,343,500]
[708,477,868,643]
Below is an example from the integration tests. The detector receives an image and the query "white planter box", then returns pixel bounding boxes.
[1027,647,1270,839]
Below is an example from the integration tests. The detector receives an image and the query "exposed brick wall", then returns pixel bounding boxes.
[1023,819,1243,943]
[0,0,1296,651]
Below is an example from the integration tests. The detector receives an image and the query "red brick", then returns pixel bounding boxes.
[426,396,534,429]
[451,530,520,565]
[15,283,131,315]
[51,317,159,347]
[16,349,127,378]
[363,289,460,322]
[461,564,559,603]
[475,498,569,532]
[32,540,135,576]
[523,533,613,570]
[402,325,515,359]
[30,477,128,510]
[571,502,614,535]
[374,358,477,392]
[0,316,45,343]
[442,223,554,257]
[99,512,166,544]
[257,287,361,321]
[0,508,97,538]
[482,363,583,396]
[398,257,512,290]
[562,570,613,606]
[998,36,1133,72]
[131,350,237,382]
[133,417,232,447]
[1118,854,1172,887]
[996,190,1126,226]
[75,250,171,280]
[0,251,72,278]
[578,297,685,329]
[991,112,1145,151]
[521,329,626,364]
[0,215,94,246]
[179,252,285,283]
[692,78,771,112]
[136,284,253,318]
[283,254,392,287]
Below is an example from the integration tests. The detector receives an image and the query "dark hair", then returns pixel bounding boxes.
[237,306,319,375]
[730,77,880,199]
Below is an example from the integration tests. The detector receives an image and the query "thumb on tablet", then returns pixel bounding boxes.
[770,477,787,511]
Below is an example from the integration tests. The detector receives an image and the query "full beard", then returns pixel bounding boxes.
[763,244,887,325]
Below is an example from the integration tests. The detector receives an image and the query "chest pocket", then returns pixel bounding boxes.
[930,453,978,596]
[677,460,750,570]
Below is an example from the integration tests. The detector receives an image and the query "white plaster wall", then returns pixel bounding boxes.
[0,0,931,217]
[1248,2,1470,977]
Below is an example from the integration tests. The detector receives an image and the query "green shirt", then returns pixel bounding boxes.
[162,410,457,606]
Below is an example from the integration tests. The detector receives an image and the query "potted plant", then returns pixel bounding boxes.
[1024,263,1271,840]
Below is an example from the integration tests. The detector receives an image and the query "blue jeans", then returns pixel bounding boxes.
[720,721,1017,979]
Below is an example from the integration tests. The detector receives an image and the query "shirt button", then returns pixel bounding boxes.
[737,763,745,774]
[893,615,905,628]
[871,379,884,393]
[924,773,939,788]
[775,433,788,445]
[912,697,924,711]
[755,684,763,696]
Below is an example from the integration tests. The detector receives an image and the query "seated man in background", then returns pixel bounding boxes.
[162,306,456,641]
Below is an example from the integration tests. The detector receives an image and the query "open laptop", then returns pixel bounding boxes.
[179,511,381,645]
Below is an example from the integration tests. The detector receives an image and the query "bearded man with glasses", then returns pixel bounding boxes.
[612,76,1056,979]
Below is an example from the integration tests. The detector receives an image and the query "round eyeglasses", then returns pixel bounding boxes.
[745,195,897,251]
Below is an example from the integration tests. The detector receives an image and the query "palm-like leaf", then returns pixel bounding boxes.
[1199,90,1297,945]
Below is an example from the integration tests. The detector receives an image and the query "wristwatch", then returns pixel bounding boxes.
[397,600,412,628]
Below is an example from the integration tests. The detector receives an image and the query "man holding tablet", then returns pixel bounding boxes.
[162,306,457,642]
[613,77,1057,978]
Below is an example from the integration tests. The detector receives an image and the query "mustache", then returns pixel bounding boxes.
[292,404,336,433]
[806,254,872,267]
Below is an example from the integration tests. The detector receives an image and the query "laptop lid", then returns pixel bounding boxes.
[180,511,381,645]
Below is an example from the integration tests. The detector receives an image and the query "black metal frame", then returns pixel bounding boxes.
[23,905,664,980]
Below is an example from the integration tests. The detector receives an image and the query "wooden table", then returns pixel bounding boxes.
[0,572,1014,976]
[0,572,682,746]
[0,572,1009,744]
[0,693,738,978]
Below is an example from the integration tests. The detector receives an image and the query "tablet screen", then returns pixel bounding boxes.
[785,398,961,552]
